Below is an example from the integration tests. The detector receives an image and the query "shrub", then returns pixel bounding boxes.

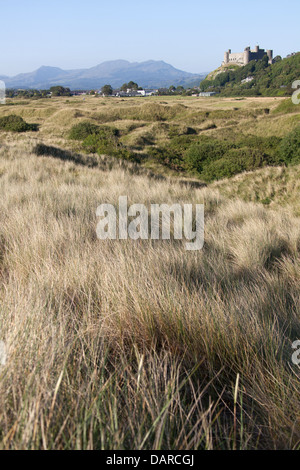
[82,133,139,162]
[0,115,38,132]
[202,148,266,181]
[168,125,197,138]
[82,134,115,154]
[277,126,300,165]
[69,121,119,141]
[236,135,282,161]
[169,135,197,154]
[69,121,138,162]
[82,128,118,152]
[68,121,101,140]
[147,146,185,171]
[114,147,140,162]
[202,156,245,180]
[184,140,228,172]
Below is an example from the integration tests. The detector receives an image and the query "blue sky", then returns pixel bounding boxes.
[1,0,299,76]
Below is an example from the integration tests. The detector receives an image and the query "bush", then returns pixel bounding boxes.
[236,135,282,160]
[168,135,197,156]
[184,140,228,172]
[0,115,38,132]
[69,121,119,141]
[82,133,139,162]
[69,121,101,140]
[69,121,138,162]
[202,147,267,181]
[277,126,300,165]
[148,146,184,171]
[82,127,118,153]
[181,135,274,181]
[82,134,114,154]
[168,125,197,138]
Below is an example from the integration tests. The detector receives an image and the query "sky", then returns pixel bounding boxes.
[1,0,299,76]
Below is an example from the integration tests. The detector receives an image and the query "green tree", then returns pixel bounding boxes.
[101,85,113,96]
[127,81,138,90]
[50,86,71,96]
[176,86,185,94]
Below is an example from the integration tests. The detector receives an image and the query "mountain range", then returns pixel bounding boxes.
[1,60,207,90]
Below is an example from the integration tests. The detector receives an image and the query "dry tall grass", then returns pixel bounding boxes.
[213,165,300,216]
[0,140,299,450]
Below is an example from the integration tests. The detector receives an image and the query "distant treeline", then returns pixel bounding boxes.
[6,83,201,99]
[6,86,72,99]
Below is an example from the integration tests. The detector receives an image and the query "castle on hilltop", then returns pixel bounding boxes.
[222,46,273,66]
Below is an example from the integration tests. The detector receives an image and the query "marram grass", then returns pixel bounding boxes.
[0,140,299,449]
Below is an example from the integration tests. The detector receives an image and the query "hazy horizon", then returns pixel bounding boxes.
[1,0,299,76]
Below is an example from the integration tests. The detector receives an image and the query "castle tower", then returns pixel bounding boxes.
[244,47,250,65]
[224,51,229,64]
[267,50,273,64]
[223,49,231,65]
[254,45,259,53]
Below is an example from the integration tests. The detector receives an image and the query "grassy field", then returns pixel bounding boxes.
[1,94,300,181]
[1,95,291,144]
[0,96,299,450]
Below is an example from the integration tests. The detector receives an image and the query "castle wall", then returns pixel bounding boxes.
[222,46,274,66]
[249,47,266,62]
[224,52,245,65]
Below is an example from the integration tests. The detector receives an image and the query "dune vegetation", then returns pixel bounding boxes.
[0,95,299,450]
[1,94,300,181]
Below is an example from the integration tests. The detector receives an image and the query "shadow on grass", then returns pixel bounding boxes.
[33,143,98,167]
[32,143,207,188]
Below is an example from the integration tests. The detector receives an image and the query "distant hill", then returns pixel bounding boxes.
[200,53,300,96]
[2,61,206,90]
